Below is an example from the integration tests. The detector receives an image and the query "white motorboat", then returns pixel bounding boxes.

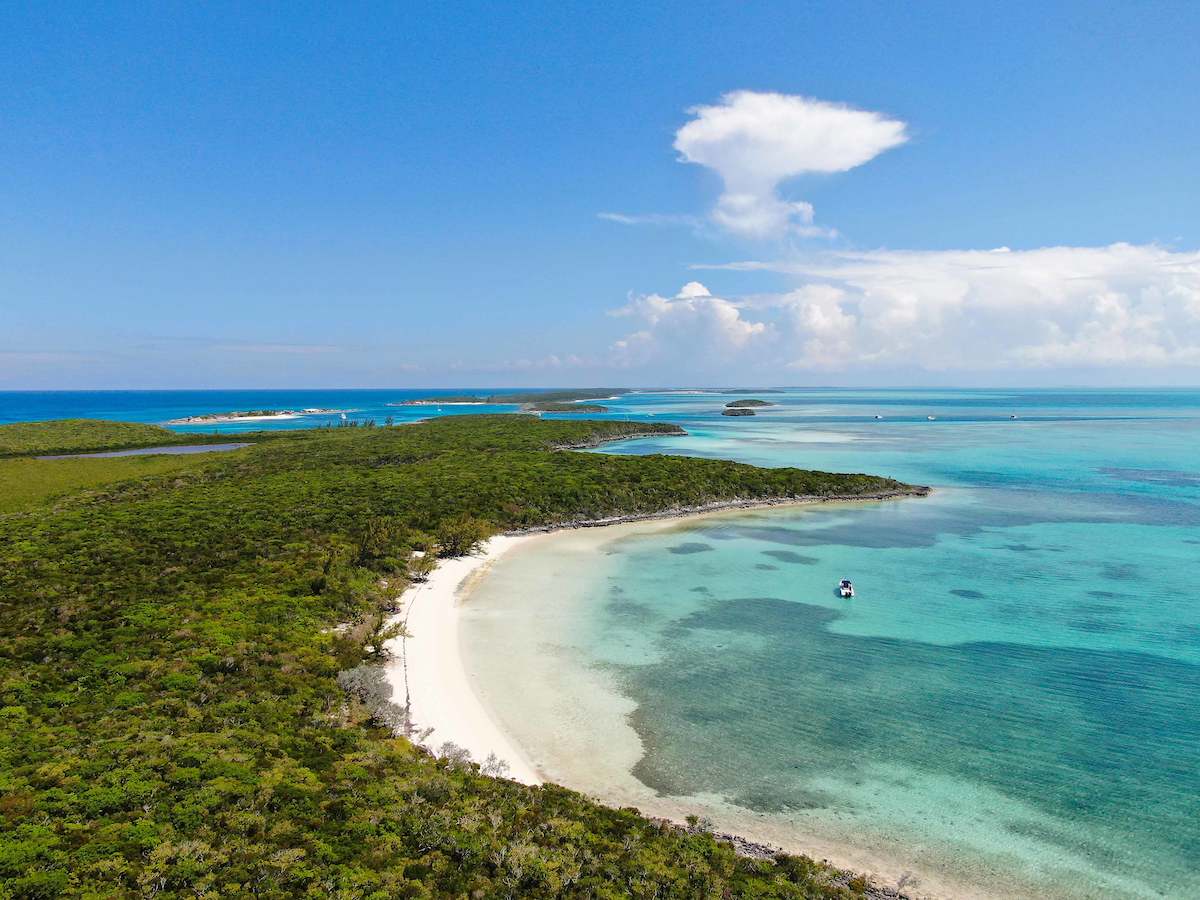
[838,579,855,598]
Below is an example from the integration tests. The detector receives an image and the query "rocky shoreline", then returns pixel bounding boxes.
[549,426,688,449]
[652,820,913,899]
[509,488,930,535]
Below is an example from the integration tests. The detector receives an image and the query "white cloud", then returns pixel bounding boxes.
[619,244,1200,374]
[597,211,704,228]
[610,281,770,367]
[674,91,908,239]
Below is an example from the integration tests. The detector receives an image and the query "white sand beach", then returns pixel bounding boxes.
[167,413,302,425]
[379,496,922,789]
[383,536,543,784]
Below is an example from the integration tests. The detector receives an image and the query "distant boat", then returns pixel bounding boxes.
[927,415,937,421]
[1010,414,1019,419]
[838,579,855,598]
[874,415,883,419]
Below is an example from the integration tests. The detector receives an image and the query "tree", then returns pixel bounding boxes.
[435,515,492,558]
[354,516,408,571]
[365,614,405,659]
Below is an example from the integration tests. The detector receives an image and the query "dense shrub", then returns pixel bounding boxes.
[0,416,914,897]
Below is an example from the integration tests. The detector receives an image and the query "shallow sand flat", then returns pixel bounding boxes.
[455,508,1120,900]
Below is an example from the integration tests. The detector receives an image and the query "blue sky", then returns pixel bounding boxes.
[3,1,1199,388]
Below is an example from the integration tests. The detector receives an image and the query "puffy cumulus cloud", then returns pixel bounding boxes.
[674,91,908,239]
[690,243,1200,372]
[610,281,769,367]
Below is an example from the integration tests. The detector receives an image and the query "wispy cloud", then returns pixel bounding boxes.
[450,353,591,374]
[0,350,99,364]
[598,211,705,228]
[209,341,342,355]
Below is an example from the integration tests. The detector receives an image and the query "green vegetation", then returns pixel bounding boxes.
[170,409,341,423]
[0,455,215,515]
[392,395,487,405]
[722,407,756,416]
[725,399,774,408]
[0,419,205,458]
[530,402,608,413]
[0,416,915,897]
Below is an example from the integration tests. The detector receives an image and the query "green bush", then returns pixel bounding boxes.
[435,514,493,557]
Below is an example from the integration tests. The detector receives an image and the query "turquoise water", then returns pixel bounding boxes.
[461,389,1200,899]
[0,389,528,431]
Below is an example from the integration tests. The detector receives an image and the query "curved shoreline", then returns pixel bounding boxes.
[382,492,927,782]
[384,535,543,784]
[382,492,958,896]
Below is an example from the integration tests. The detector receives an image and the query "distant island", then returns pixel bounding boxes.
[529,401,608,413]
[388,396,488,406]
[725,399,774,408]
[168,408,343,425]
[393,389,629,408]
[489,389,629,404]
[722,407,756,416]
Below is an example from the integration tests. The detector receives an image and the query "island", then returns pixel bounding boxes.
[389,395,488,406]
[0,415,927,898]
[392,389,628,408]
[726,398,774,408]
[167,408,342,424]
[527,401,608,413]
[487,388,629,403]
[722,407,756,416]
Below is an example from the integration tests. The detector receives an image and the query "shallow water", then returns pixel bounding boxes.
[462,389,1200,899]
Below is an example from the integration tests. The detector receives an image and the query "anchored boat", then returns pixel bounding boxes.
[838,579,855,598]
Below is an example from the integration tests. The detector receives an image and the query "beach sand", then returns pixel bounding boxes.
[168,413,302,425]
[383,535,542,784]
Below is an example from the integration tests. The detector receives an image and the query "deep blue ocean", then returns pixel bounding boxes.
[5,388,1198,897]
